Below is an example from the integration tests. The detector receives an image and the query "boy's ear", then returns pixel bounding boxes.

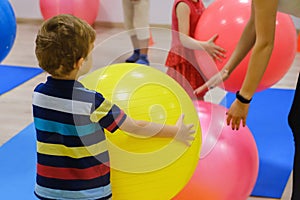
[75,57,85,69]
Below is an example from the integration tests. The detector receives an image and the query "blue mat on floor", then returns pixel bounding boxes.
[0,88,295,199]
[0,124,38,199]
[0,64,43,95]
[220,88,295,198]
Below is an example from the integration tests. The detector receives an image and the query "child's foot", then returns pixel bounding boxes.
[136,54,150,66]
[125,49,140,63]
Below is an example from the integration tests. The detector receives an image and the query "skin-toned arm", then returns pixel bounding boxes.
[227,0,278,130]
[222,3,257,76]
[119,114,195,146]
[194,1,257,93]
[277,0,300,17]
[195,0,279,130]
[176,2,226,61]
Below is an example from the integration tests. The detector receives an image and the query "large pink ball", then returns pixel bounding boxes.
[173,101,259,200]
[194,0,297,92]
[39,0,100,25]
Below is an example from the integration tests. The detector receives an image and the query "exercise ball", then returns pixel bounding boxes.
[195,0,297,92]
[297,33,300,52]
[173,100,259,200]
[39,0,100,25]
[81,63,201,200]
[0,0,16,63]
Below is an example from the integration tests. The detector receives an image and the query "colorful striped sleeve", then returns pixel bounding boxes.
[91,93,127,133]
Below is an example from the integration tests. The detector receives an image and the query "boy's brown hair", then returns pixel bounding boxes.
[35,14,96,77]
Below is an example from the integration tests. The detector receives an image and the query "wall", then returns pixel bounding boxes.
[9,0,173,25]
[8,0,300,29]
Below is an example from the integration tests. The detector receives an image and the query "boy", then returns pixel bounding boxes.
[33,14,195,200]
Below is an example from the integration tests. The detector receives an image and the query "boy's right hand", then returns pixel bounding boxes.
[175,114,195,146]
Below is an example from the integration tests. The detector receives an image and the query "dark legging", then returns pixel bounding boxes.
[288,73,300,200]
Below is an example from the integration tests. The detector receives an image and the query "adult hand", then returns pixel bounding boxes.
[226,99,250,130]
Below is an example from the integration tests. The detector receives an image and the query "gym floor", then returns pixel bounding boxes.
[1,20,299,200]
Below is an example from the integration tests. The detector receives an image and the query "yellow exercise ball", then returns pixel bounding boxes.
[81,63,201,200]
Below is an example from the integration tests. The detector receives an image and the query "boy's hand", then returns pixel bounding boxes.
[175,114,195,146]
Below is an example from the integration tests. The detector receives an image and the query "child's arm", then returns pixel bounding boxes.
[176,2,226,61]
[119,114,195,146]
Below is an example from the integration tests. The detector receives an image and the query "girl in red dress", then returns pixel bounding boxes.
[165,0,226,100]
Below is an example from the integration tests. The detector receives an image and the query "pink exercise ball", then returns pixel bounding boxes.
[194,0,297,92]
[173,100,259,200]
[39,0,100,25]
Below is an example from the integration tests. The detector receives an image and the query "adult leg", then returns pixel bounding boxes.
[133,0,150,65]
[122,0,140,62]
[288,73,300,200]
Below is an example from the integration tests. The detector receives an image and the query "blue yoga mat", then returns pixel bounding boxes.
[0,64,43,95]
[0,88,295,199]
[220,88,295,198]
[0,123,38,199]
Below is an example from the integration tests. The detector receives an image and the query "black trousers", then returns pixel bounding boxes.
[288,73,300,200]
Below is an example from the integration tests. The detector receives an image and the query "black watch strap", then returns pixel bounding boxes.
[236,91,252,104]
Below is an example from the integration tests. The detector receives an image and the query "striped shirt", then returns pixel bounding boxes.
[32,77,127,200]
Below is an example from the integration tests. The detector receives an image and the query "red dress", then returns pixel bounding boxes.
[165,0,207,99]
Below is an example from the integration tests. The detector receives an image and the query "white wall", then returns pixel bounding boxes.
[9,0,173,25]
[9,0,41,19]
[8,0,300,29]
